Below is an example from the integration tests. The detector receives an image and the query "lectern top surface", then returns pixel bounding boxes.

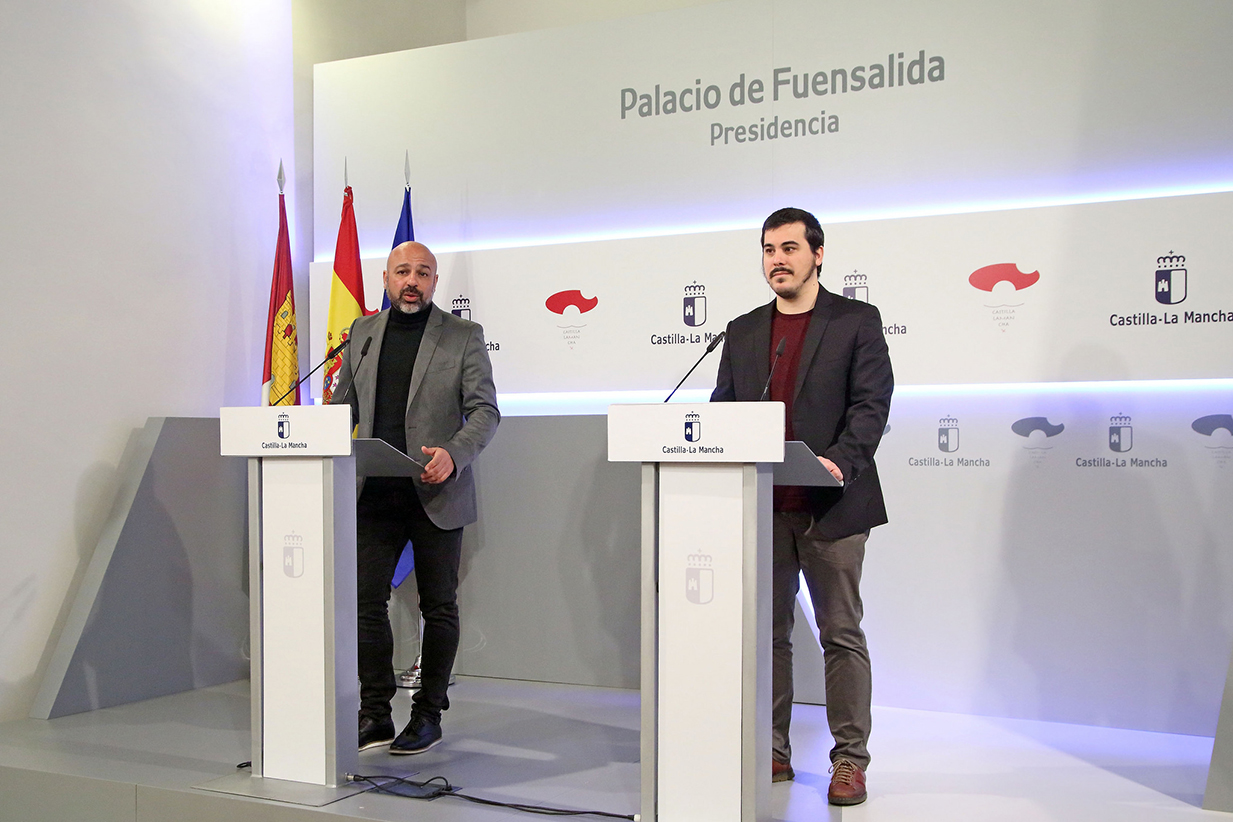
[607,402,785,463]
[220,405,353,456]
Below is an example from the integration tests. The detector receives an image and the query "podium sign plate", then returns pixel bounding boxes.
[607,402,785,463]
[220,406,353,457]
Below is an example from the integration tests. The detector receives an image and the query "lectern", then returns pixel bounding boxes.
[220,404,358,788]
[219,406,429,792]
[611,401,841,822]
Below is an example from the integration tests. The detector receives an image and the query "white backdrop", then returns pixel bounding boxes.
[313,0,1233,254]
[309,192,1232,397]
[309,0,1233,735]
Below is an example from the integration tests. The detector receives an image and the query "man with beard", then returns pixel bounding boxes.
[331,240,499,755]
[711,208,892,805]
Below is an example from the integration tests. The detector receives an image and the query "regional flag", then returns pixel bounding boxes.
[322,186,368,403]
[381,185,415,310]
[261,183,299,406]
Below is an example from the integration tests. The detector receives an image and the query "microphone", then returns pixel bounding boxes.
[272,338,350,406]
[759,337,787,401]
[335,336,373,407]
[664,331,726,402]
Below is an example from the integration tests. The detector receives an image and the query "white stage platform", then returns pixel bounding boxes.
[0,676,1222,821]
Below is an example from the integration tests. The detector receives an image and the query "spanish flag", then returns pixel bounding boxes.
[261,175,299,406]
[322,185,368,403]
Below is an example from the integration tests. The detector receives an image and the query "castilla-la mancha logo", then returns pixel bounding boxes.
[683,282,706,327]
[686,552,713,605]
[969,263,1040,332]
[450,294,500,351]
[684,411,702,442]
[283,532,304,578]
[937,416,959,453]
[1108,415,1133,453]
[277,412,290,440]
[843,271,869,302]
[1155,252,1187,305]
[545,289,599,350]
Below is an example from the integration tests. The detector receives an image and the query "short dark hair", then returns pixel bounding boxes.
[761,207,825,253]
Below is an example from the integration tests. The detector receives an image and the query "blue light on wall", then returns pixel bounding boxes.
[321,184,1233,263]
[499,380,1233,417]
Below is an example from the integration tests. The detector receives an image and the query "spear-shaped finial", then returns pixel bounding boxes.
[344,157,349,189]
[404,150,411,189]
[276,160,285,194]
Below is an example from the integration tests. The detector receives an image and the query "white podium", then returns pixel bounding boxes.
[609,402,798,822]
[216,406,434,801]
[220,405,359,788]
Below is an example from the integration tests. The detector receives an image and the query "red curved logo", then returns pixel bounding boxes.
[545,289,599,315]
[969,263,1040,292]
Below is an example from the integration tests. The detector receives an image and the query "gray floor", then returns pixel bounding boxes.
[0,676,1223,822]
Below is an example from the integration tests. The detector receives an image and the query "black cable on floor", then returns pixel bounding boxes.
[348,773,637,820]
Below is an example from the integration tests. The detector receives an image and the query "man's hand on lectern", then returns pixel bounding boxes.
[421,446,455,485]
[819,456,843,482]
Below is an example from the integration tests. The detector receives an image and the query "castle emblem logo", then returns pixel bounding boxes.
[683,281,707,327]
[684,411,702,442]
[451,295,471,320]
[842,271,869,302]
[277,412,291,440]
[1108,415,1133,453]
[937,416,959,453]
[686,552,713,605]
[283,533,304,578]
[1155,252,1186,305]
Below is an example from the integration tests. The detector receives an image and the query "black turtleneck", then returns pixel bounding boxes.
[372,302,433,454]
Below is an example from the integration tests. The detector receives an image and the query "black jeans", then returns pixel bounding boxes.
[356,479,462,724]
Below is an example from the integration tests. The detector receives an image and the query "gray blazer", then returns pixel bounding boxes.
[331,306,500,530]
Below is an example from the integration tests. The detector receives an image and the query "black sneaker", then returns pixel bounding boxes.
[390,713,442,755]
[358,714,395,751]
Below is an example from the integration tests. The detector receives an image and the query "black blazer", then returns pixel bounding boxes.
[711,287,893,539]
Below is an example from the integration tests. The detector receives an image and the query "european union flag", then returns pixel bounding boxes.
[382,186,416,311]
[389,184,417,586]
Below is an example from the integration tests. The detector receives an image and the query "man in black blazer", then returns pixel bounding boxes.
[331,241,499,756]
[711,207,892,806]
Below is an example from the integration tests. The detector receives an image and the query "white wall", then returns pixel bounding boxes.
[465,0,721,40]
[0,0,293,721]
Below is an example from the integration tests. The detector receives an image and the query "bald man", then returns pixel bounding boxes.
[331,241,499,755]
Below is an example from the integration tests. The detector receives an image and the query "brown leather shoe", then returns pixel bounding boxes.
[771,758,795,783]
[828,758,867,805]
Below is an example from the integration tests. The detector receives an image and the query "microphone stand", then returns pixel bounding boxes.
[664,331,726,402]
[271,338,349,406]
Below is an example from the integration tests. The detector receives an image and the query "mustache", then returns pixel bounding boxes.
[400,285,422,297]
[770,267,792,276]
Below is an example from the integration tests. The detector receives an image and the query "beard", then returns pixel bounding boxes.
[391,286,428,313]
[766,264,817,299]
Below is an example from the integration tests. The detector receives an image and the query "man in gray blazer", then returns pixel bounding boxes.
[331,241,499,755]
